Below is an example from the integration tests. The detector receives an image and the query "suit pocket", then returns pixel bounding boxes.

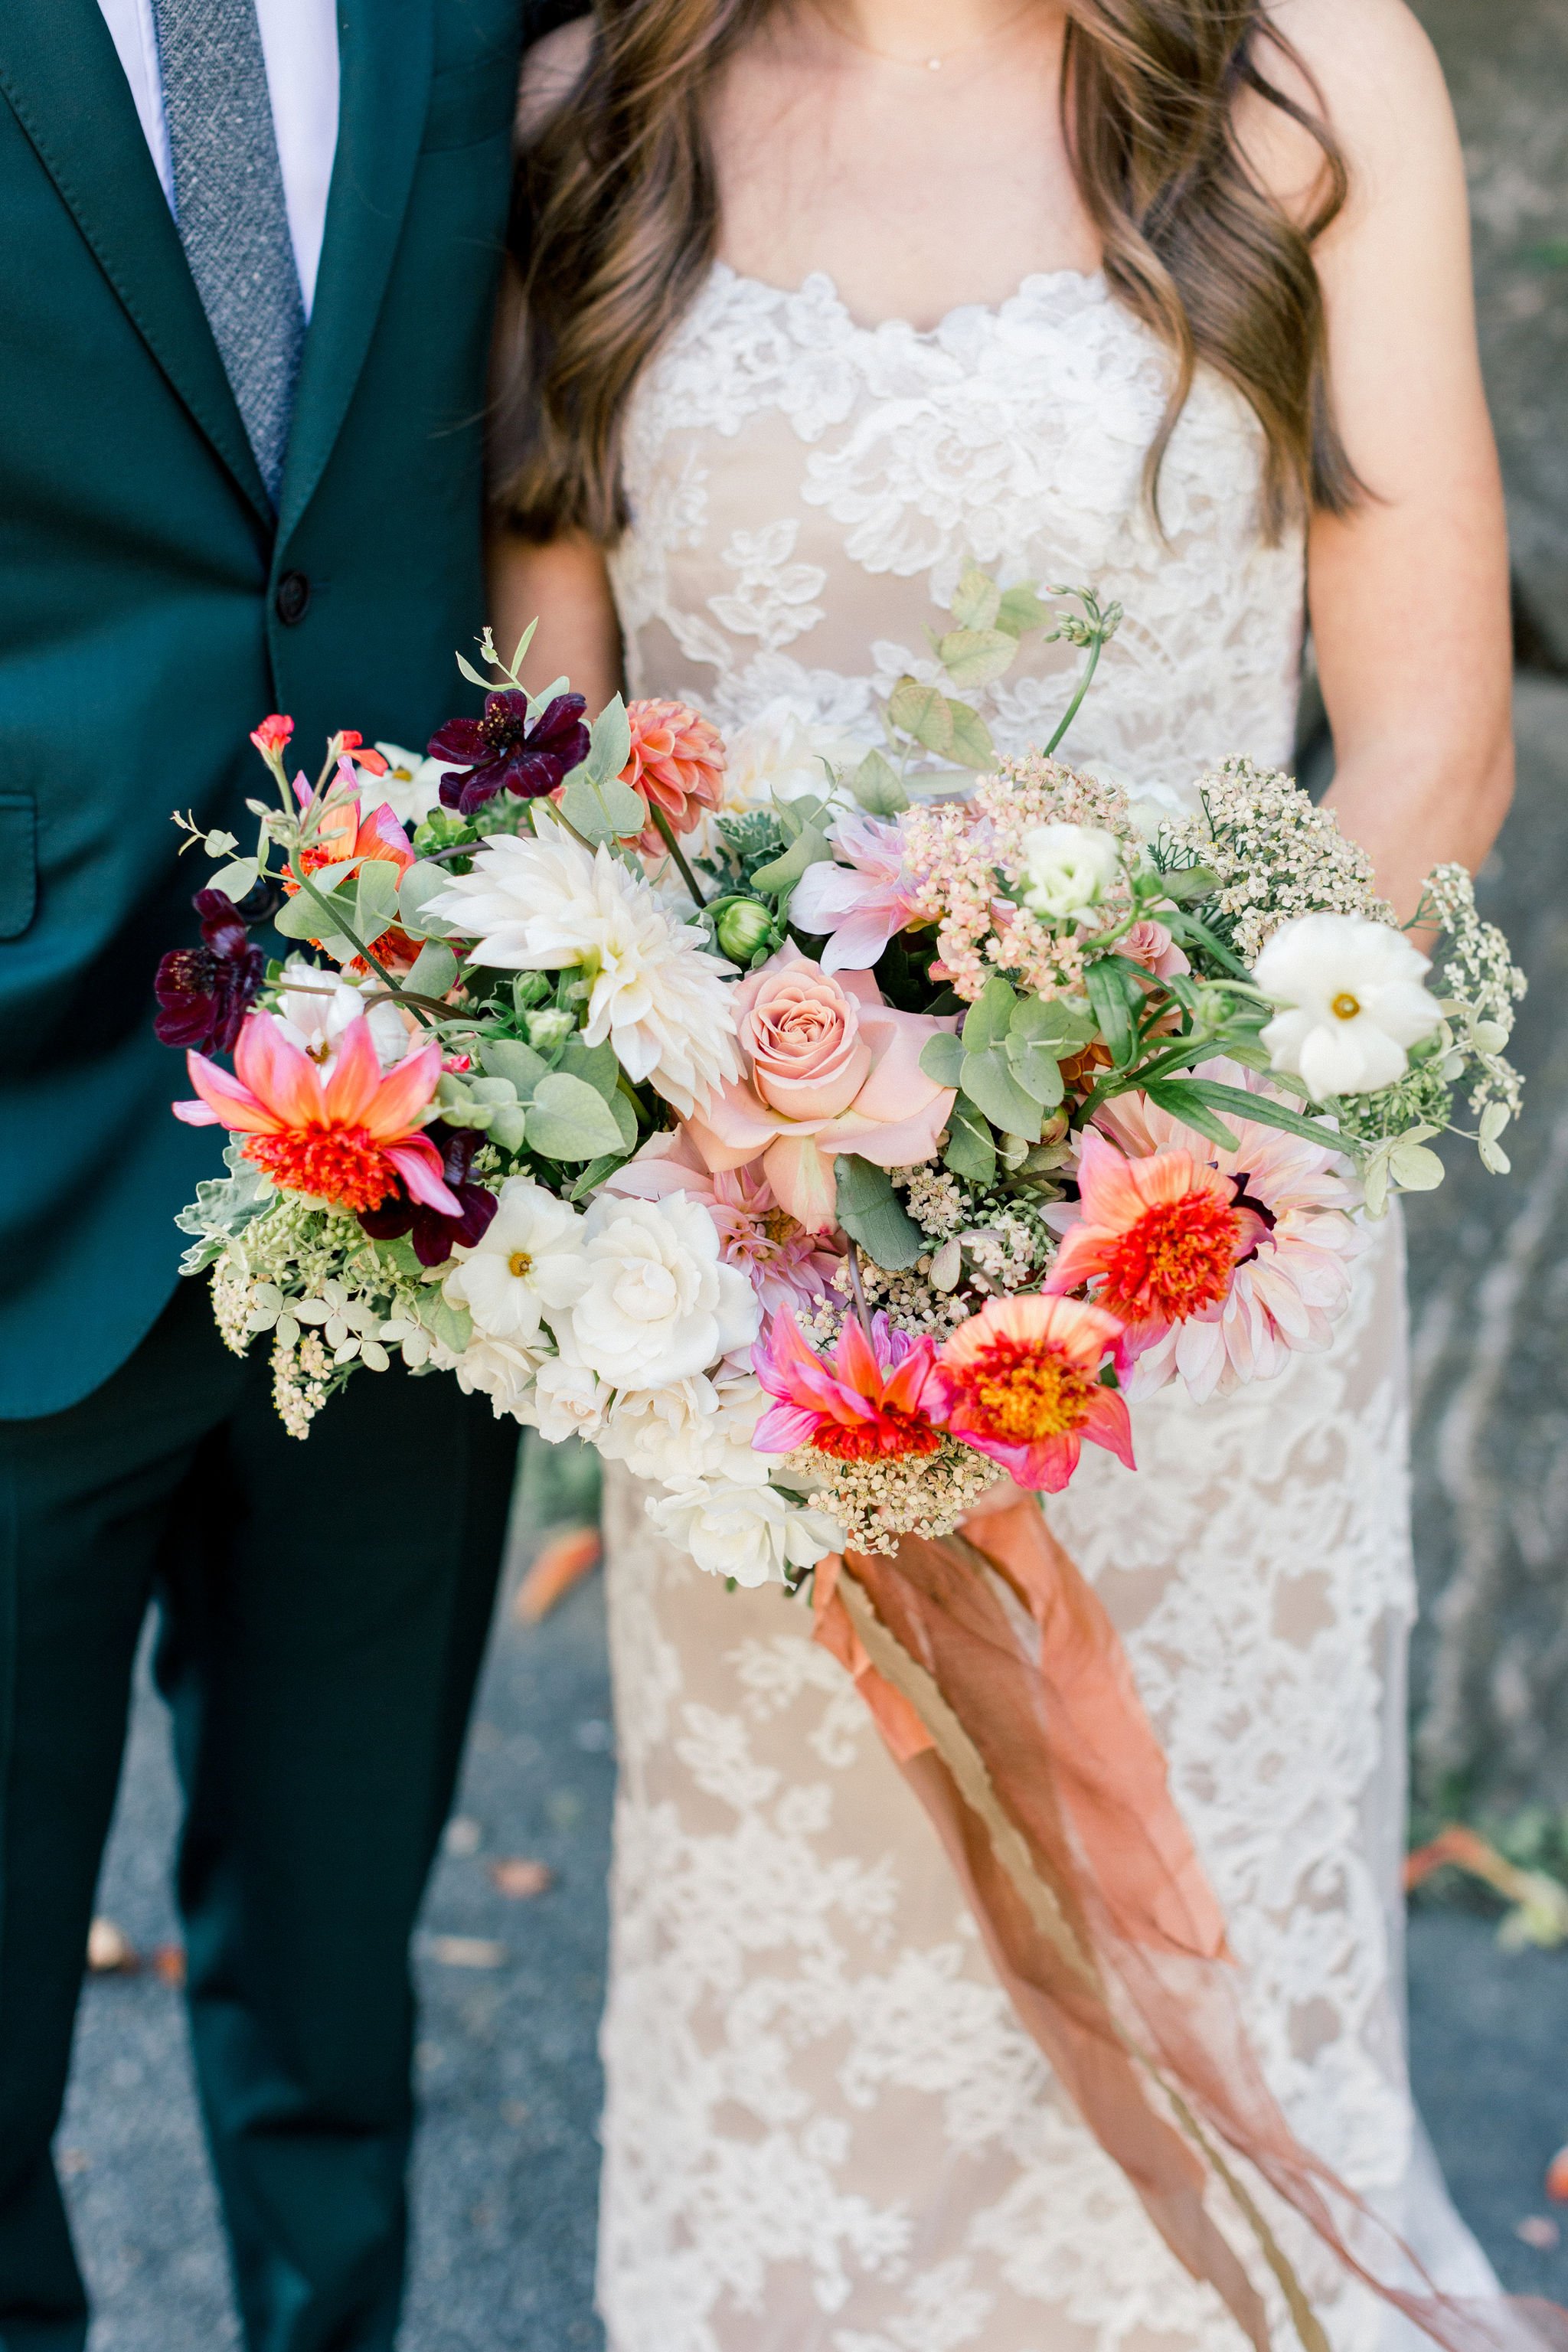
[0,793,36,938]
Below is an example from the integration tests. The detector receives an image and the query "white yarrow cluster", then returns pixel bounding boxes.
[433,830,740,1117]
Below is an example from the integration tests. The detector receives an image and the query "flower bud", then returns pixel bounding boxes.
[525,1006,577,1050]
[716,898,773,962]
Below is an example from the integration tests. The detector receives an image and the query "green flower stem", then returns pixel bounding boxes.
[648,802,708,912]
[844,1240,877,1344]
[1044,631,1106,759]
[288,867,436,1027]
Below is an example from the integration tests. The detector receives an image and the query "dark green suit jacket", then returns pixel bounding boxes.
[0,0,569,1418]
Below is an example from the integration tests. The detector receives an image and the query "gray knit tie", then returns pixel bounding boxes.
[152,0,305,506]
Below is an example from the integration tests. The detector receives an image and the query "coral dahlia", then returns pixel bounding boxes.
[753,1310,942,1462]
[620,698,727,855]
[930,1295,1134,1493]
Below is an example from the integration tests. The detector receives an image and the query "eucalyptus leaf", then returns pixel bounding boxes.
[1006,1039,1066,1109]
[397,860,457,937]
[996,582,1053,638]
[273,890,338,941]
[949,562,1001,631]
[961,975,1018,1053]
[478,1037,548,1096]
[1009,995,1096,1047]
[833,1156,925,1272]
[524,1071,626,1161]
[943,1099,996,1186]
[208,858,259,901]
[354,858,401,939]
[936,627,1018,690]
[455,651,495,691]
[886,678,954,757]
[585,693,632,787]
[848,748,909,817]
[944,701,996,770]
[405,939,459,997]
[560,1035,622,1099]
[1085,956,1138,1067]
[557,773,621,844]
[1156,863,1223,905]
[750,825,832,895]
[486,1102,531,1154]
[920,1031,966,1089]
[959,1047,1044,1142]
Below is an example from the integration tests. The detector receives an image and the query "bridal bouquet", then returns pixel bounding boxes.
[155,577,1537,2352]
[158,572,1521,1570]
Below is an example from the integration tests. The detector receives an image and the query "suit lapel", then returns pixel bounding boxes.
[0,0,272,525]
[278,0,436,539]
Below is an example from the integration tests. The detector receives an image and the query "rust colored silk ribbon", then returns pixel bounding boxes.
[812,1499,1568,2352]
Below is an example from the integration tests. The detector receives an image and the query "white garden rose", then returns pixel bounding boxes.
[530,1340,612,1444]
[445,1332,541,1421]
[647,1475,844,1588]
[1018,823,1123,924]
[1255,912,1443,1099]
[599,1365,766,1484]
[555,1195,760,1391]
[273,959,408,1073]
[442,1178,585,1347]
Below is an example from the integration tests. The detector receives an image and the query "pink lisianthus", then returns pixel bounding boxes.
[753,1309,942,1461]
[1044,1129,1268,1363]
[928,1294,1134,1492]
[601,1129,843,1318]
[684,943,956,1233]
[790,809,921,975]
[1081,1058,1364,1402]
[620,698,727,855]
[175,1011,457,1217]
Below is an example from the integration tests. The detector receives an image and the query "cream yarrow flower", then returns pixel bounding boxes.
[431,830,739,1117]
[1255,913,1443,1099]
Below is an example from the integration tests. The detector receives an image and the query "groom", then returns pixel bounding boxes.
[0,2,578,2345]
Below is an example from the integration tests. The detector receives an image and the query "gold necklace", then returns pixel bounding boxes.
[812,0,1038,74]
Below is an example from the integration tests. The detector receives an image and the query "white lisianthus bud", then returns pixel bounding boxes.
[1254,912,1443,1099]
[1018,824,1123,924]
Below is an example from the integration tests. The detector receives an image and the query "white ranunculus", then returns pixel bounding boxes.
[530,1340,612,1445]
[599,1364,767,1485]
[442,1178,585,1347]
[431,831,739,1118]
[556,1194,760,1392]
[1254,912,1443,1099]
[367,742,455,828]
[1018,823,1124,923]
[647,1475,844,1588]
[273,959,408,1072]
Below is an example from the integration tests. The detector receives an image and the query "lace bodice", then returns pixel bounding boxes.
[610,261,1308,803]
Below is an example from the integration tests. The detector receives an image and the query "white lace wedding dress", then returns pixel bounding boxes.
[594,262,1494,2352]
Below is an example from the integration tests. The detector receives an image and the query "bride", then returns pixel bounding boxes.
[492,2,1512,2345]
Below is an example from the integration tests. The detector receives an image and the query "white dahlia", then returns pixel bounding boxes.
[1092,1058,1364,1403]
[432,831,739,1118]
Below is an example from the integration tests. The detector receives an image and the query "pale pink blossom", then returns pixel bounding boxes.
[683,943,956,1233]
[790,810,920,974]
[1120,919,1190,981]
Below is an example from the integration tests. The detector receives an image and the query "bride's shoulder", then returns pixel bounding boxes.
[517,15,593,142]
[1241,0,1461,233]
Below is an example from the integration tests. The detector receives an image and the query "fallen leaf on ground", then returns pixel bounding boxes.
[1404,1825,1568,1949]
[86,1917,139,1975]
[488,1858,554,1900]
[1547,2146,1568,2204]
[150,1944,187,1987]
[514,1526,601,1623]
[1517,2216,1560,2250]
[426,1934,507,1969]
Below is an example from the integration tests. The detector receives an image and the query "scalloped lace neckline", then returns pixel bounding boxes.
[707,256,1109,344]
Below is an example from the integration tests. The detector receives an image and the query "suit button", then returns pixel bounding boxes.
[274,570,311,626]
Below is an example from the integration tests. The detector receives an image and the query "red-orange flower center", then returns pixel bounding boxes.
[947,1334,1097,1443]
[810,1408,943,1464]
[1097,1192,1245,1324]
[244,1125,399,1213]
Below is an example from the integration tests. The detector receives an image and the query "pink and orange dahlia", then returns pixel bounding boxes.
[620,699,727,854]
[176,1012,458,1218]
[929,1295,1133,1492]
[753,1309,943,1463]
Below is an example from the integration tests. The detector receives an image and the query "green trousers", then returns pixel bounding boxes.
[0,1277,520,2352]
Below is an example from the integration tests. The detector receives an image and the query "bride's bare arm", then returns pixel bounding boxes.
[488,524,623,710]
[1250,0,1512,921]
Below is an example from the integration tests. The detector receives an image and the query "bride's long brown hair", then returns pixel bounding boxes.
[502,0,1360,544]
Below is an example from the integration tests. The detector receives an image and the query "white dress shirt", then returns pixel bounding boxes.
[96,0,340,318]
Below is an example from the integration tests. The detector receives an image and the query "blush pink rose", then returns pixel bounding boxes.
[684,942,956,1233]
[1122,919,1190,981]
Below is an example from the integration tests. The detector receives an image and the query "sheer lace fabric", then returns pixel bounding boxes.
[595,263,1493,2352]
